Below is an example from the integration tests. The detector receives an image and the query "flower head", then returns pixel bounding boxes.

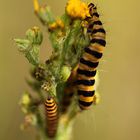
[48,19,64,31]
[19,92,31,114]
[66,0,89,19]
[33,0,40,12]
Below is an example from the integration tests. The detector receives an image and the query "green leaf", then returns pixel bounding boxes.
[14,26,43,65]
[14,39,30,52]
[37,6,55,25]
[60,65,71,82]
[25,46,39,65]
[26,26,43,45]
[61,13,71,28]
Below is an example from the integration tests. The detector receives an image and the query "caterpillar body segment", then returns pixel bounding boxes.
[61,66,78,113]
[77,3,106,110]
[61,85,75,113]
[45,97,58,138]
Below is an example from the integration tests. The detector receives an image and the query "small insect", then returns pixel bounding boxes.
[77,3,106,110]
[44,97,58,138]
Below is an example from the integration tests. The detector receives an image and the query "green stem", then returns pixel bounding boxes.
[55,115,74,140]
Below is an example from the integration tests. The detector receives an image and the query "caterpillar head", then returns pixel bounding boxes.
[88,3,97,16]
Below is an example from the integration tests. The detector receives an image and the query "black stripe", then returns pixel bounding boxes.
[46,106,57,111]
[93,21,102,26]
[87,23,93,32]
[88,21,102,30]
[85,16,91,21]
[78,90,95,97]
[45,103,55,108]
[88,4,97,11]
[84,47,103,59]
[91,12,99,17]
[47,115,58,119]
[93,7,97,10]
[48,117,58,121]
[67,92,74,97]
[77,79,95,86]
[91,38,106,46]
[48,120,58,125]
[77,68,97,77]
[88,3,95,8]
[80,58,99,68]
[92,28,106,34]
[79,100,93,107]
[87,29,93,33]
[88,22,94,29]
[87,23,94,33]
[47,113,57,117]
[47,110,57,114]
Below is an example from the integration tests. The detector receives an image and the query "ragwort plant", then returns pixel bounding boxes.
[14,0,106,140]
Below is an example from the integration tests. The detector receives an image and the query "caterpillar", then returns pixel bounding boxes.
[61,66,78,113]
[77,3,106,110]
[44,97,58,138]
[61,85,74,113]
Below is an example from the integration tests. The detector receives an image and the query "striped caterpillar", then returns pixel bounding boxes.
[77,3,106,110]
[61,66,78,113]
[44,97,58,137]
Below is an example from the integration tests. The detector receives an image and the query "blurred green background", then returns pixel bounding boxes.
[0,0,140,140]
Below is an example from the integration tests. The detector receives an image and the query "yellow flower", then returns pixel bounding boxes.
[48,22,58,31]
[33,0,39,12]
[21,93,31,105]
[66,0,89,19]
[19,92,31,114]
[48,19,64,31]
[56,19,64,29]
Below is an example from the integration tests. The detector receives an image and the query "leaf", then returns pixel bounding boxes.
[14,27,43,65]
[25,46,39,65]
[61,13,71,27]
[37,6,55,25]
[14,39,31,52]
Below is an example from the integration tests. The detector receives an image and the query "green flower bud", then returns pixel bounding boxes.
[19,92,31,114]
[60,66,71,82]
[26,26,43,45]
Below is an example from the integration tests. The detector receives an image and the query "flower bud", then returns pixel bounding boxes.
[26,26,43,45]
[60,66,71,82]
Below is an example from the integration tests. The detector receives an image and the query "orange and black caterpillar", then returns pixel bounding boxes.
[77,3,106,110]
[61,66,78,113]
[44,97,58,138]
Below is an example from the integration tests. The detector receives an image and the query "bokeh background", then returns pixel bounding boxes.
[0,0,140,140]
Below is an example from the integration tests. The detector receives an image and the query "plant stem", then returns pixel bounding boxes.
[55,115,74,140]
